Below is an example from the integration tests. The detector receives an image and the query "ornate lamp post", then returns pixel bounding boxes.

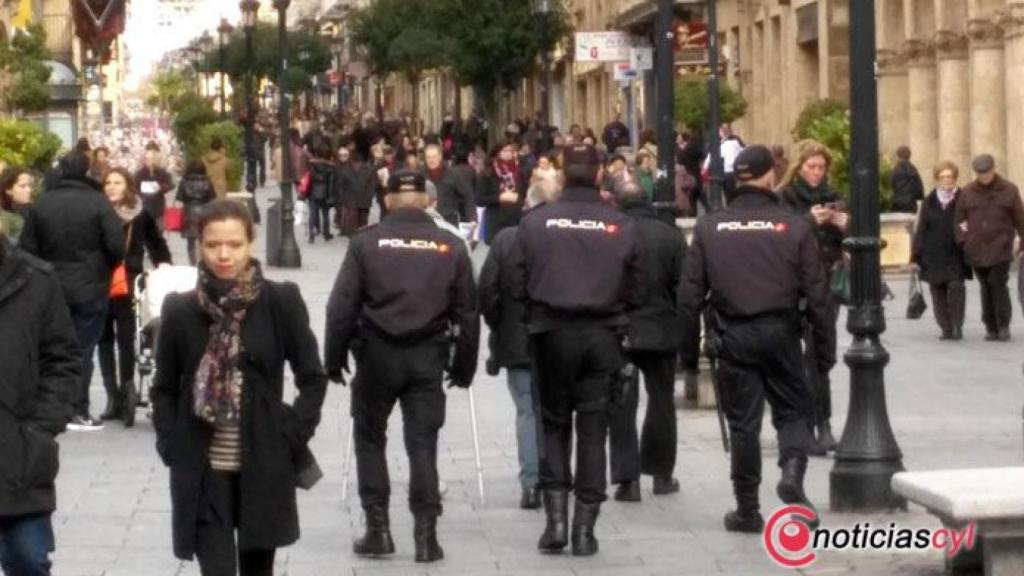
[240,0,261,222]
[531,0,552,151]
[198,31,214,99]
[186,42,203,96]
[273,0,301,268]
[217,18,234,117]
[829,0,907,513]
[705,0,724,211]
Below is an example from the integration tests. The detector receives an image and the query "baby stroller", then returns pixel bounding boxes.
[130,265,198,427]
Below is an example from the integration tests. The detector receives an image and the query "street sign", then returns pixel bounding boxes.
[613,62,638,82]
[575,31,650,63]
[630,47,653,71]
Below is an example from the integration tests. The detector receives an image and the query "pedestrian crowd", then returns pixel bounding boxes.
[3,102,1024,576]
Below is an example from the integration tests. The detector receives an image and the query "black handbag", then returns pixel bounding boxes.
[906,272,927,320]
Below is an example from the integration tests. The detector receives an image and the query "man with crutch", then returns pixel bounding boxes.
[325,170,480,563]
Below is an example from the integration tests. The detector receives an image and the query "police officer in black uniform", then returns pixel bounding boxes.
[678,146,833,533]
[515,144,644,556]
[607,173,690,502]
[325,170,480,563]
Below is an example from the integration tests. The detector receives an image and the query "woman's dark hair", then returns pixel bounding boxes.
[313,141,334,160]
[74,138,91,153]
[197,200,255,241]
[186,160,207,177]
[0,167,32,211]
[104,168,139,209]
[210,137,225,151]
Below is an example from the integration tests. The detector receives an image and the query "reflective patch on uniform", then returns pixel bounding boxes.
[545,218,620,234]
[378,238,451,253]
[716,220,788,233]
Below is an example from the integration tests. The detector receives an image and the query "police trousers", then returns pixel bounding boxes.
[532,326,624,504]
[716,316,813,499]
[352,334,448,517]
[608,351,678,483]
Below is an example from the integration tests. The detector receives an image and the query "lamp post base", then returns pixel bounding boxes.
[830,458,908,512]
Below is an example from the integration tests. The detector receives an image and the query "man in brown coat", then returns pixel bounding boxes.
[955,154,1024,341]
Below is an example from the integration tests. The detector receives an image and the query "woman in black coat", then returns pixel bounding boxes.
[911,161,972,341]
[477,142,528,245]
[99,168,173,424]
[152,200,327,576]
[305,143,337,244]
[176,160,216,265]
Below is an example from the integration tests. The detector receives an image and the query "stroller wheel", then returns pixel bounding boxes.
[122,383,138,428]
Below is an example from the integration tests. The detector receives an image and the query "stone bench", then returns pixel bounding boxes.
[892,468,1024,576]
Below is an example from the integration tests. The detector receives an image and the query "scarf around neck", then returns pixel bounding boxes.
[114,201,143,224]
[937,187,958,209]
[192,259,265,426]
[789,175,837,208]
[494,158,518,191]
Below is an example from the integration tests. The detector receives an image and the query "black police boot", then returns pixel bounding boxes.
[777,458,820,529]
[613,480,641,502]
[121,382,138,428]
[652,476,680,495]
[570,500,600,556]
[520,486,541,510]
[724,487,764,533]
[537,490,569,552]
[413,515,444,563]
[353,506,396,557]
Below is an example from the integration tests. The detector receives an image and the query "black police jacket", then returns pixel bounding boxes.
[678,186,834,372]
[478,226,529,368]
[325,208,480,385]
[620,200,690,353]
[515,186,645,333]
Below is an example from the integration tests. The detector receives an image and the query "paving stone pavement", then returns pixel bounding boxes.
[43,188,1022,576]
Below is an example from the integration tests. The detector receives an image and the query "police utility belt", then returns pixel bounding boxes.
[357,319,451,347]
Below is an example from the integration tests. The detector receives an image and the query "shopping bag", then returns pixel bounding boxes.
[109,264,129,298]
[906,272,928,319]
[164,206,183,232]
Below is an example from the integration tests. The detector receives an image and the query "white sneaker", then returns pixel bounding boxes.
[68,415,104,431]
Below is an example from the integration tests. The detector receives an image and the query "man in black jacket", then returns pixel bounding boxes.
[890,146,925,213]
[607,173,690,503]
[515,144,644,557]
[0,229,80,576]
[679,145,832,533]
[424,144,475,227]
[325,171,479,563]
[21,152,125,430]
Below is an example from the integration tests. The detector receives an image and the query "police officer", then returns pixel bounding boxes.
[325,170,480,563]
[515,144,644,556]
[678,145,833,533]
[607,173,690,502]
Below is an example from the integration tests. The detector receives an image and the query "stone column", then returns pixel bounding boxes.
[904,39,938,179]
[999,5,1024,187]
[934,30,971,175]
[877,49,909,160]
[967,18,1006,175]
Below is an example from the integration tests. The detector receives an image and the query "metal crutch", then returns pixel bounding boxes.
[341,416,354,504]
[467,387,486,505]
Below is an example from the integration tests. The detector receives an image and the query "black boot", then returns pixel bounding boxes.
[100,391,121,421]
[413,515,444,563]
[724,486,763,533]
[613,480,641,502]
[520,486,541,510]
[652,476,680,495]
[777,458,820,529]
[570,500,600,556]
[121,382,138,427]
[353,506,396,557]
[537,490,569,552]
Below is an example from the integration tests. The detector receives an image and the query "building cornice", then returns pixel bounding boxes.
[903,39,935,67]
[967,18,1004,49]
[934,30,969,60]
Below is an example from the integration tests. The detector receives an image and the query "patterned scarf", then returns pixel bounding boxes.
[192,259,264,426]
[937,187,958,210]
[494,158,519,191]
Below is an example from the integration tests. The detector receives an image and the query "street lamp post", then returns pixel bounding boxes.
[218,18,234,117]
[705,0,724,212]
[829,0,907,513]
[199,31,214,100]
[653,0,676,207]
[531,0,552,152]
[186,43,203,96]
[274,0,301,268]
[240,0,261,223]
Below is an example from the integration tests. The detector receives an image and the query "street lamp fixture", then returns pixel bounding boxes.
[217,18,234,117]
[186,42,203,97]
[198,31,214,99]
[273,0,302,268]
[240,0,261,224]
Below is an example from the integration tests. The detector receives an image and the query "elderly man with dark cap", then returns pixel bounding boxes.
[20,151,125,431]
[514,144,645,557]
[678,145,832,533]
[325,170,480,563]
[955,154,1024,341]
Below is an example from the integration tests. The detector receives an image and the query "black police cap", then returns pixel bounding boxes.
[387,170,426,194]
[734,145,774,181]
